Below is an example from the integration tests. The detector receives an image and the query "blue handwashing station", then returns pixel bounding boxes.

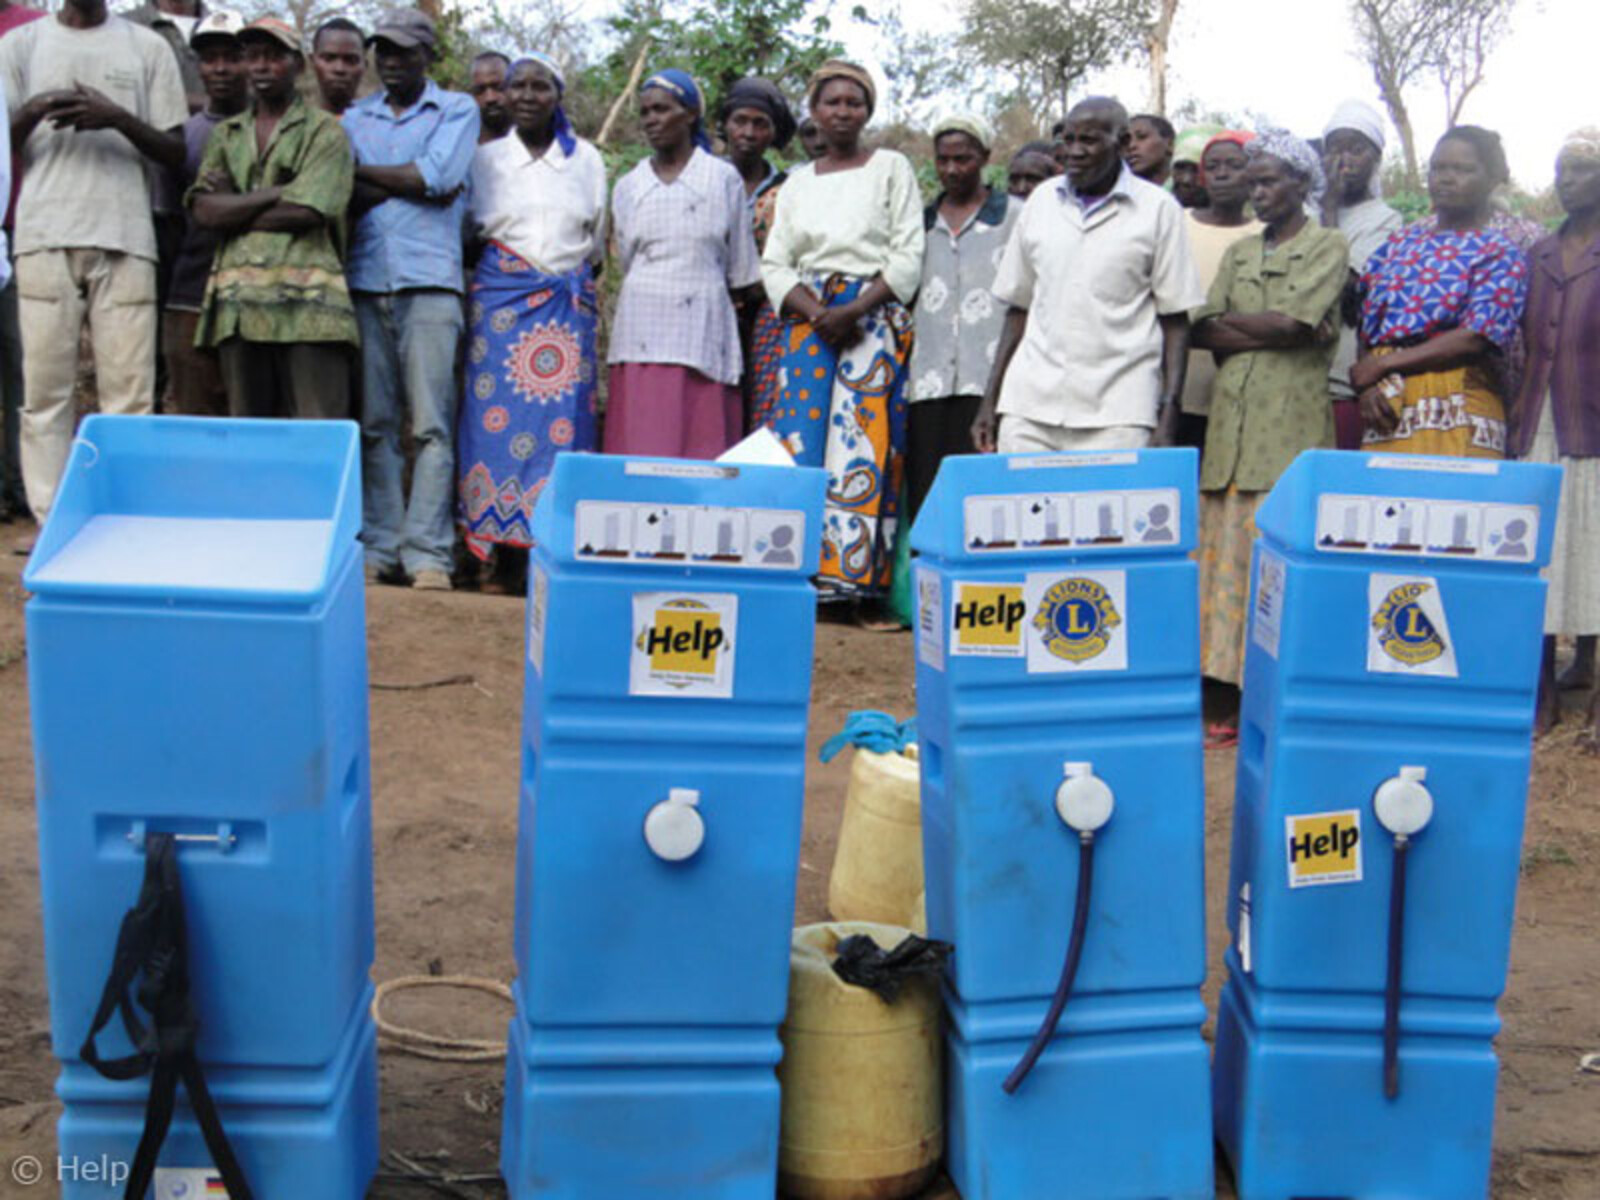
[23,417,377,1198]
[912,448,1214,1199]
[1213,450,1561,1199]
[502,453,826,1198]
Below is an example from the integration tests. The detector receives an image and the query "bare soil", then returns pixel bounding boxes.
[0,551,1595,1197]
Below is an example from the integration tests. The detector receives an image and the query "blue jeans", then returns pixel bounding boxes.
[355,289,463,574]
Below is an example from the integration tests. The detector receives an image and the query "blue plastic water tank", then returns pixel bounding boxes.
[24,416,377,1199]
[912,449,1213,1200]
[502,453,827,1199]
[1212,450,1561,1200]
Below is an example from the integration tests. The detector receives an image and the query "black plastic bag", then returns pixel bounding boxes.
[831,933,953,1003]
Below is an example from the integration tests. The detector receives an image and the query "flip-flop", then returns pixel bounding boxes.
[1205,722,1239,750]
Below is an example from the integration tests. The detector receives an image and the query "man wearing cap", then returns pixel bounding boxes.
[906,112,1019,520]
[162,9,247,416]
[187,16,357,421]
[341,7,479,591]
[974,96,1204,455]
[0,0,187,540]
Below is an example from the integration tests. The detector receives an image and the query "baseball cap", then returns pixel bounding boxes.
[367,7,436,51]
[237,17,303,55]
[190,9,244,48]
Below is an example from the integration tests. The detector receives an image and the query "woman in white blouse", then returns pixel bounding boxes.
[456,54,607,568]
[760,60,924,612]
[603,68,762,459]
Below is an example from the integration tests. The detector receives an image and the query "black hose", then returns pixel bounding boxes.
[1003,833,1094,1095]
[1383,835,1410,1100]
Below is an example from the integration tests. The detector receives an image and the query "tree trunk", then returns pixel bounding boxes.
[1147,0,1180,116]
[1373,69,1420,192]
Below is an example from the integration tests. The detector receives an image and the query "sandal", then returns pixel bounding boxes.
[1205,722,1239,750]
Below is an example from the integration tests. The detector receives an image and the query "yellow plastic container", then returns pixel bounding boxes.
[778,922,943,1200]
[828,746,924,931]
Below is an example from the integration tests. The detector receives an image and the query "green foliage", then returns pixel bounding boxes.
[959,0,1151,120]
[591,0,844,130]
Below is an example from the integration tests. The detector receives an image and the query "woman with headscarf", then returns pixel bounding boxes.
[721,77,796,431]
[1191,129,1348,744]
[1508,130,1600,733]
[1321,99,1404,448]
[1354,126,1530,458]
[457,54,607,570]
[604,69,763,459]
[1177,131,1263,448]
[1171,125,1221,208]
[759,60,924,618]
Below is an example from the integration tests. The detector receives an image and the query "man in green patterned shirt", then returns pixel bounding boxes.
[187,16,356,418]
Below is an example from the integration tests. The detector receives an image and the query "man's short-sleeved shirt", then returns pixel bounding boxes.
[991,165,1205,430]
[0,15,187,260]
[189,97,358,348]
[342,81,479,294]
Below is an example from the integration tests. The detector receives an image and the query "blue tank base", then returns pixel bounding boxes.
[1213,981,1497,1200]
[944,1025,1214,1200]
[501,1016,781,1200]
[54,1000,378,1200]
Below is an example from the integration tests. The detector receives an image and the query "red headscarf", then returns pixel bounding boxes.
[1199,130,1255,185]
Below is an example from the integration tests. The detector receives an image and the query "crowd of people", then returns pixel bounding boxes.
[0,1,1596,731]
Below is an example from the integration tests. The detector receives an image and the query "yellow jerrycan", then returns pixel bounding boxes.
[778,922,944,1200]
[824,712,923,931]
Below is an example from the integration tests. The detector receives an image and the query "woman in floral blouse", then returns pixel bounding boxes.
[1353,126,1530,458]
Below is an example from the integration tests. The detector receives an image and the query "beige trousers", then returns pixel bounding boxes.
[997,415,1152,454]
[15,248,156,521]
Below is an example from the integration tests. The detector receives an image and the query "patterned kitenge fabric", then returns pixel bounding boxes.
[762,272,912,599]
[457,242,597,560]
[1360,222,1528,352]
[742,177,787,430]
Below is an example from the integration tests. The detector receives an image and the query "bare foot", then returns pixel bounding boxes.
[1557,661,1595,691]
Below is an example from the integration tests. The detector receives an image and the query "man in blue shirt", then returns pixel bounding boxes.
[342,7,478,590]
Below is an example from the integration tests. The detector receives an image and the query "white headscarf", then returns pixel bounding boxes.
[932,112,995,153]
[1323,99,1387,152]
[1248,126,1327,211]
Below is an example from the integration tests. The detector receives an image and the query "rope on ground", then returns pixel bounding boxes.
[377,1150,500,1199]
[371,674,477,692]
[371,975,512,1062]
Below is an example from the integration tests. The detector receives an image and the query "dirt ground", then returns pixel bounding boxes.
[0,551,1596,1198]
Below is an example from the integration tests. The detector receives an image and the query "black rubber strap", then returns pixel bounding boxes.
[79,834,254,1199]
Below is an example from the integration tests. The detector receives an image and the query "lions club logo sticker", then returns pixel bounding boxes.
[1024,570,1129,673]
[1366,573,1458,678]
[1373,581,1445,666]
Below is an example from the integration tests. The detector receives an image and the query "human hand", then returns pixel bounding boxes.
[49,84,127,132]
[812,302,864,351]
[971,398,999,453]
[1348,354,1386,393]
[1359,385,1400,436]
[1151,400,1181,447]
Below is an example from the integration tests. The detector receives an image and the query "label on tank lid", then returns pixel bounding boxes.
[153,1168,230,1198]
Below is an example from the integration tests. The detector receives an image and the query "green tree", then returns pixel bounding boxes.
[1351,0,1519,190]
[959,0,1150,121]
[595,0,844,127]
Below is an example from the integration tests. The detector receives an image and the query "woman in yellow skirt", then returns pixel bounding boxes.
[1191,129,1349,747]
[1352,127,1531,457]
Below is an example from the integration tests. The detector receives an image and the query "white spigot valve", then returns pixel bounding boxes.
[1055,762,1114,835]
[644,787,705,862]
[1373,766,1434,839]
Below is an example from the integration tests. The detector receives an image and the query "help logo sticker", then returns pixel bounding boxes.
[950,582,1026,657]
[630,592,738,698]
[1286,809,1363,888]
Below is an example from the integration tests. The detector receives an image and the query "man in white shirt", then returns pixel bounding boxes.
[973,96,1204,454]
[1,0,186,539]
